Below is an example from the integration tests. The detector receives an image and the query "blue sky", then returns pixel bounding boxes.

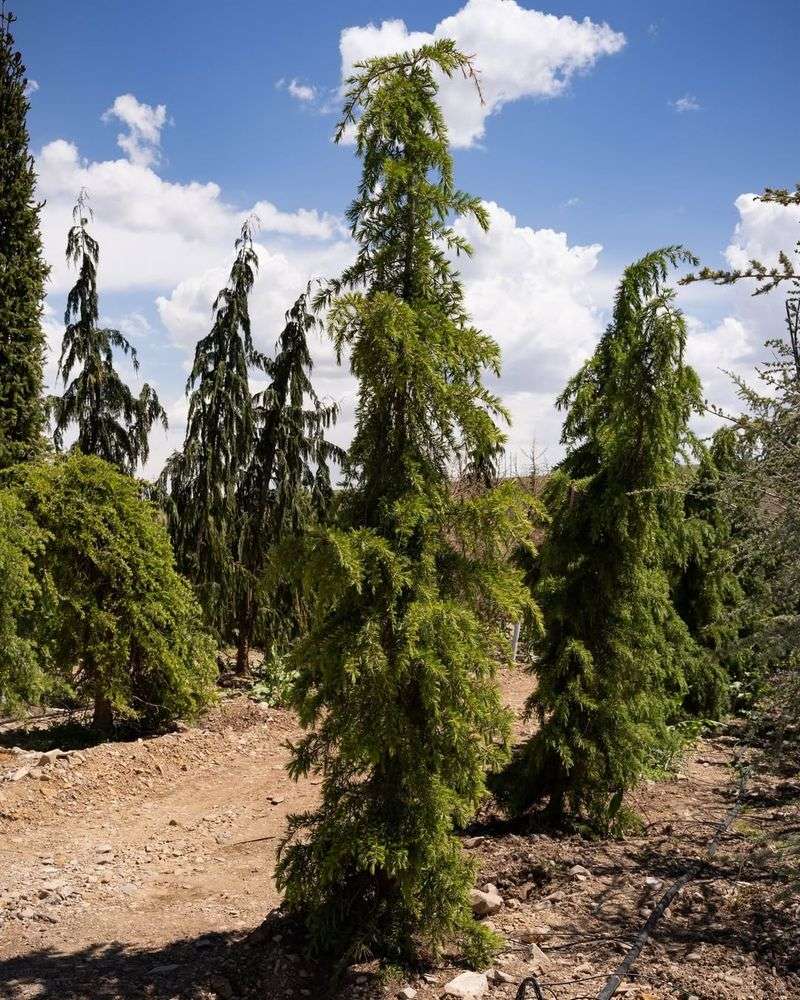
[16,0,800,471]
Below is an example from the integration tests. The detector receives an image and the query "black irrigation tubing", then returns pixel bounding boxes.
[594,762,751,1000]
[514,760,751,1000]
[515,975,546,1000]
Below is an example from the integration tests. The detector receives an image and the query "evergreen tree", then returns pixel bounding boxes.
[496,248,704,831]
[160,219,262,638]
[0,487,47,713]
[721,309,800,729]
[9,452,216,732]
[0,7,48,469]
[234,288,343,674]
[673,427,745,716]
[276,41,539,968]
[51,192,167,473]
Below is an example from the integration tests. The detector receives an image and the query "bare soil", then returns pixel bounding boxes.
[0,669,797,1000]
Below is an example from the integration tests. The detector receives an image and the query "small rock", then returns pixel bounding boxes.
[470,887,503,917]
[516,881,535,901]
[569,864,590,878]
[7,767,31,782]
[443,971,488,1000]
[269,795,285,805]
[397,988,417,999]
[96,844,113,854]
[518,925,552,944]
[42,880,67,894]
[488,968,519,985]
[462,836,484,848]
[529,944,551,972]
[644,876,663,893]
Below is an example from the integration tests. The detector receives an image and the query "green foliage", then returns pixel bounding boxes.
[160,219,262,637]
[495,248,705,832]
[249,644,298,708]
[673,428,747,717]
[276,40,541,968]
[50,192,167,474]
[0,488,48,713]
[724,313,800,729]
[161,247,340,670]
[235,288,343,670]
[8,453,216,730]
[0,9,49,469]
[679,178,800,724]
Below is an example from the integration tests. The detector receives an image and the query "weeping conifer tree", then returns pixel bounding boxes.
[276,41,540,968]
[234,288,343,674]
[51,192,166,473]
[0,7,49,469]
[160,218,263,638]
[495,248,705,831]
[673,427,745,717]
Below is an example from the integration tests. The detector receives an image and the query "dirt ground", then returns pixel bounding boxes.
[0,669,798,1000]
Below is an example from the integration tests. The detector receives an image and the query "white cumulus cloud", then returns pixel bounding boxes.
[725,192,800,273]
[102,94,168,168]
[338,0,625,147]
[35,138,348,296]
[455,201,605,459]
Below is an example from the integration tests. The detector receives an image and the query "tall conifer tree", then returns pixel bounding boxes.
[234,289,343,673]
[496,248,704,830]
[160,219,262,637]
[673,427,745,716]
[51,192,166,473]
[276,41,539,967]
[0,6,48,469]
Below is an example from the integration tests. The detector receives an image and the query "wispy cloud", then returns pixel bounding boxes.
[671,93,701,113]
[276,78,317,103]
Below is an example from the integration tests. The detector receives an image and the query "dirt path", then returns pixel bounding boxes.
[1,672,797,1000]
[0,700,313,962]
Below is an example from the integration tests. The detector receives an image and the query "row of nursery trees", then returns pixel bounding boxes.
[3,9,800,970]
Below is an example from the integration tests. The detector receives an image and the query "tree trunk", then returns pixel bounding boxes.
[92,686,114,735]
[235,597,252,676]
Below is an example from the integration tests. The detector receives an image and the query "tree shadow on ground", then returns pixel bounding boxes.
[0,930,242,1000]
[0,913,394,1000]
[0,714,181,754]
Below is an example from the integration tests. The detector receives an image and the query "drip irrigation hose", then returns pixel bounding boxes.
[514,758,750,1000]
[595,763,750,1000]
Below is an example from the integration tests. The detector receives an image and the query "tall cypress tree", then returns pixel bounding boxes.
[496,248,704,831]
[160,219,263,641]
[276,41,539,968]
[51,192,167,473]
[0,7,48,469]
